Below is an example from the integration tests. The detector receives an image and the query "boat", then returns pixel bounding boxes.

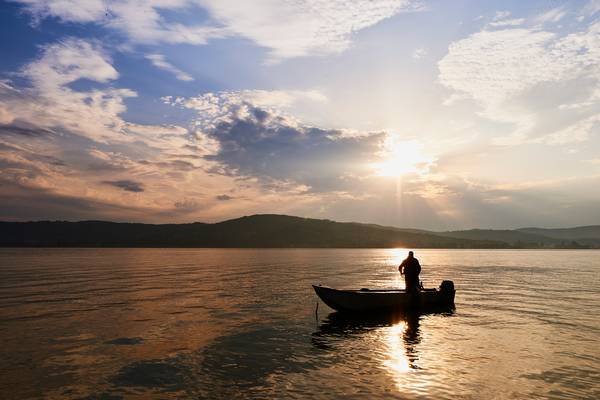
[312,280,455,313]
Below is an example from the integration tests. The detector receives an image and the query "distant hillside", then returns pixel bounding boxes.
[518,226,600,238]
[437,229,562,246]
[438,226,600,248]
[1,215,598,248]
[0,214,506,248]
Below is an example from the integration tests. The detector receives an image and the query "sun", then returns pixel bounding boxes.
[373,139,432,177]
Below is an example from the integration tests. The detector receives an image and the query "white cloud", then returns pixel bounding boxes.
[0,39,136,143]
[24,38,118,88]
[438,21,600,145]
[16,0,227,45]
[493,11,511,20]
[0,39,201,150]
[412,47,427,59]
[15,0,107,23]
[198,0,423,61]
[145,54,193,81]
[14,0,422,60]
[165,89,327,129]
[106,0,228,45]
[488,18,524,28]
[440,29,559,105]
[534,7,567,24]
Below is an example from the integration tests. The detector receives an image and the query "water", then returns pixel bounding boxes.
[0,248,598,399]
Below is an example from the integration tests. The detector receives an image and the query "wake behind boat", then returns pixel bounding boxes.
[313,281,455,313]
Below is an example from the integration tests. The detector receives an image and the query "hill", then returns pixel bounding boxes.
[1,215,598,248]
[517,226,600,247]
[436,229,562,247]
[0,214,506,248]
[437,226,600,248]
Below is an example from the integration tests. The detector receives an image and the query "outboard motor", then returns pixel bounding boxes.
[439,280,454,292]
[439,280,456,305]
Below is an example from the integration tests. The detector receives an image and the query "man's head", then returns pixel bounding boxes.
[408,251,414,257]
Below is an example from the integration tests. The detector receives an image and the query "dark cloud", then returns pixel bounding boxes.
[0,179,204,222]
[216,194,233,201]
[102,179,145,192]
[202,106,385,192]
[0,122,56,137]
[138,159,195,171]
[0,180,147,222]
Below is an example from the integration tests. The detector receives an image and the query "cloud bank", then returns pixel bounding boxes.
[438,18,600,146]
[14,0,423,61]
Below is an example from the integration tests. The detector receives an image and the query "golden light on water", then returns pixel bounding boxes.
[383,321,411,375]
[383,319,429,396]
[389,248,409,266]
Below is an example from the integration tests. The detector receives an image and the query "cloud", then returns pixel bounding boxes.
[1,38,196,150]
[412,47,427,59]
[216,194,233,201]
[486,12,524,28]
[23,38,118,88]
[165,89,327,130]
[15,0,107,23]
[0,37,222,222]
[15,0,228,45]
[13,0,423,60]
[488,18,524,27]
[438,20,600,145]
[0,39,138,143]
[197,0,423,61]
[485,10,525,28]
[534,7,567,24]
[174,90,387,192]
[2,40,372,224]
[0,104,15,124]
[102,179,145,192]
[145,54,194,81]
[493,11,511,20]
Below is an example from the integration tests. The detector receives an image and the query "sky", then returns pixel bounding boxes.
[0,0,599,230]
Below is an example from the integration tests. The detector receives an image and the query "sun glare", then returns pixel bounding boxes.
[373,139,432,177]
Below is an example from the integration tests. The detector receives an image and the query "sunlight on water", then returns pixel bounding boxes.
[384,322,411,376]
[388,248,408,266]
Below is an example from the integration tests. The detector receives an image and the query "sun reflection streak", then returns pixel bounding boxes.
[383,321,410,375]
[389,248,408,266]
[382,319,429,396]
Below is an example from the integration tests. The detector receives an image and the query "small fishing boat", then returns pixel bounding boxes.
[313,281,455,313]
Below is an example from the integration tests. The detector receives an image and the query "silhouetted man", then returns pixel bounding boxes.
[399,251,421,292]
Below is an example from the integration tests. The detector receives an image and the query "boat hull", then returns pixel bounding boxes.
[313,282,455,313]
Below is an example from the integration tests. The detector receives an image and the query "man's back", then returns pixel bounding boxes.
[400,254,421,291]
[402,257,421,277]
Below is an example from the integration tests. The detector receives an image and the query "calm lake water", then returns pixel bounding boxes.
[0,248,599,399]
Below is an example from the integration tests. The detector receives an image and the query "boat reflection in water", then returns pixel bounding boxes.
[312,308,454,394]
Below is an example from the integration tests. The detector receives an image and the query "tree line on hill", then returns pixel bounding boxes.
[1,214,599,248]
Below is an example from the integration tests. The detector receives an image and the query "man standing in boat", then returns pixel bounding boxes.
[399,251,421,292]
